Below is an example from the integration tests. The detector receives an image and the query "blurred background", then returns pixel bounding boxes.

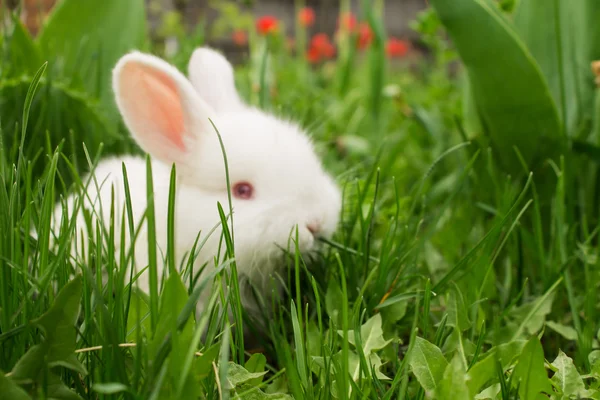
[12,0,427,51]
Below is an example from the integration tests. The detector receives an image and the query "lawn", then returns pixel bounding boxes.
[2,0,600,399]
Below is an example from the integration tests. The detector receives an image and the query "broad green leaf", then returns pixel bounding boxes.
[546,321,578,341]
[0,372,31,400]
[446,286,471,331]
[325,279,343,325]
[305,321,323,357]
[49,353,88,376]
[10,344,47,383]
[264,376,290,396]
[47,372,84,400]
[409,337,449,393]
[126,290,152,340]
[572,1,600,131]
[33,275,83,362]
[12,278,83,382]
[551,350,586,397]
[227,362,268,388]
[93,383,130,394]
[150,273,199,398]
[442,330,475,370]
[475,384,501,400]
[430,0,563,172]
[379,296,408,324]
[347,351,390,382]
[37,0,147,123]
[512,336,552,400]
[510,283,558,341]
[195,343,221,379]
[590,350,600,378]
[435,355,470,400]
[443,286,471,369]
[0,78,117,188]
[149,274,191,356]
[235,390,293,400]
[337,313,392,355]
[310,350,389,383]
[6,17,43,76]
[513,0,579,135]
[467,340,526,395]
[515,1,600,139]
[245,353,267,386]
[462,73,484,137]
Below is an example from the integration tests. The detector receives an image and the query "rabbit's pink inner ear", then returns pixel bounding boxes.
[121,63,186,150]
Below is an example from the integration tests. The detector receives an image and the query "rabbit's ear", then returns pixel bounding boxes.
[188,47,245,113]
[113,51,215,167]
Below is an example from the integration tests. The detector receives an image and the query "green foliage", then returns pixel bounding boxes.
[408,337,449,393]
[512,337,552,399]
[0,0,147,186]
[429,0,564,174]
[37,0,147,122]
[4,0,600,398]
[8,276,84,398]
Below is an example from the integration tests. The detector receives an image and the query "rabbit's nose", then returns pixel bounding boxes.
[306,222,321,237]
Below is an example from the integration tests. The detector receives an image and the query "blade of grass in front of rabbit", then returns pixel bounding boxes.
[16,62,47,183]
[189,220,223,289]
[145,154,159,330]
[176,259,231,339]
[34,150,59,296]
[15,146,34,329]
[175,288,220,397]
[147,260,230,393]
[167,164,177,276]
[218,322,232,400]
[217,202,244,362]
[148,362,169,400]
[106,185,116,315]
[121,162,137,339]
[2,62,46,329]
[210,117,247,361]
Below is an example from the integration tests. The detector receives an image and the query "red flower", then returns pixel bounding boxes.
[307,33,336,63]
[232,30,248,46]
[256,15,279,36]
[357,22,373,49]
[298,7,315,27]
[337,11,357,31]
[307,47,321,63]
[386,37,410,58]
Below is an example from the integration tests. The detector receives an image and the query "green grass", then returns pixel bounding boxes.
[2,1,600,399]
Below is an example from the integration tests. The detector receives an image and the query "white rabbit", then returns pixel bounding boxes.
[51,47,342,319]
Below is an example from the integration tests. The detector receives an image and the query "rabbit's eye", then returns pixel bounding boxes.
[233,182,254,200]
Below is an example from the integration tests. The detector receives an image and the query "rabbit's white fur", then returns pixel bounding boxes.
[51,48,341,316]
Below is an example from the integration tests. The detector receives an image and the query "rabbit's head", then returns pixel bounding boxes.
[112,48,341,284]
